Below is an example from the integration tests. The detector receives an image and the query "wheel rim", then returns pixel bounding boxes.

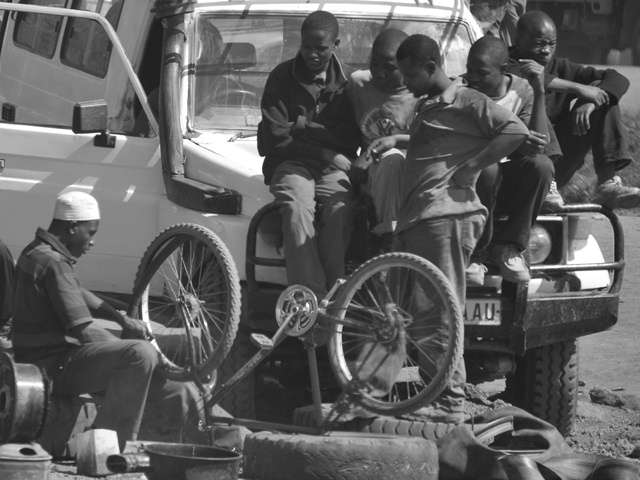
[139,234,232,376]
[332,258,457,412]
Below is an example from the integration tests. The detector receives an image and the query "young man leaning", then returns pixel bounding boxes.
[381,34,528,421]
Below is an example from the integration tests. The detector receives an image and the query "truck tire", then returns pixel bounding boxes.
[218,328,256,419]
[505,339,578,436]
[243,431,438,480]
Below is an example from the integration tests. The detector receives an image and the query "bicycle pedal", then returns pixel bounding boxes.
[250,333,274,350]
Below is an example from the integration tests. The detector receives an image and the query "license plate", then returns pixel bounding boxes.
[464,299,501,325]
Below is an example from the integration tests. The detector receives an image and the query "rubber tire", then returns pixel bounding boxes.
[129,223,241,381]
[292,405,456,441]
[328,252,463,416]
[505,339,579,436]
[218,327,256,419]
[243,431,438,480]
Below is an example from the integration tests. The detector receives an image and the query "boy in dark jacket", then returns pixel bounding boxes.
[257,11,360,294]
[511,10,639,209]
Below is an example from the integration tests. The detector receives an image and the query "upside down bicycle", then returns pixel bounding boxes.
[127,223,463,432]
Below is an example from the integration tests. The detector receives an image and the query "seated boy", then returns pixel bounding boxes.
[467,36,554,283]
[347,28,416,236]
[257,11,360,294]
[391,34,528,421]
[511,11,639,209]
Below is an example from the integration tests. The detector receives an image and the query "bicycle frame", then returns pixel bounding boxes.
[195,276,410,435]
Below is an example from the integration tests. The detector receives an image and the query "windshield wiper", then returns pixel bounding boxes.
[228,131,258,142]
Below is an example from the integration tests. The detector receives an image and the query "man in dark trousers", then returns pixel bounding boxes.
[258,10,360,295]
[11,191,205,449]
[511,10,640,209]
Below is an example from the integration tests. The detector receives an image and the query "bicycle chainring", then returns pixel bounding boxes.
[275,285,319,337]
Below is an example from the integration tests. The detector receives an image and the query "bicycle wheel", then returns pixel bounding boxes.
[129,223,241,381]
[327,252,462,416]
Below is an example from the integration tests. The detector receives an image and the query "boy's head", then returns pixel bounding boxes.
[370,29,408,92]
[469,0,509,34]
[514,10,557,66]
[299,11,340,74]
[396,34,442,97]
[466,35,509,97]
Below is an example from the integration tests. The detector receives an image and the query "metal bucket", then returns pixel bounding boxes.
[144,442,242,480]
[0,443,51,480]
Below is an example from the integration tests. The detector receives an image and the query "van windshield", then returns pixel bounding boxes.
[191,13,472,133]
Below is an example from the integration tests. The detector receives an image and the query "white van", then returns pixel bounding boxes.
[0,0,480,292]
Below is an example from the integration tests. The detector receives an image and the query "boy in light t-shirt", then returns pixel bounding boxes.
[348,29,417,236]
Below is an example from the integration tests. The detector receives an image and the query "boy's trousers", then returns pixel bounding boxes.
[270,160,353,295]
[395,212,485,408]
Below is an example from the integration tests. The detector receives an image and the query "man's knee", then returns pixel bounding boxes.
[120,340,159,371]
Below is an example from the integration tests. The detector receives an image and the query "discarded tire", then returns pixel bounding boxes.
[293,405,456,441]
[243,431,438,480]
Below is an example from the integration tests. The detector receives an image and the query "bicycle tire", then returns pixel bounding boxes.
[327,252,462,416]
[129,223,241,381]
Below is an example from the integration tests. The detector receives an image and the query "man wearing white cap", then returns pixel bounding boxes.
[12,191,205,449]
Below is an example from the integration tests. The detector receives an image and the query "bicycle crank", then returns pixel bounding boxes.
[275,285,319,337]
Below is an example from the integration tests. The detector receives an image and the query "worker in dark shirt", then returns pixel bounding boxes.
[257,10,360,295]
[12,191,204,450]
[511,10,640,209]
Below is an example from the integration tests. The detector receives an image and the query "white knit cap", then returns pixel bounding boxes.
[53,191,100,221]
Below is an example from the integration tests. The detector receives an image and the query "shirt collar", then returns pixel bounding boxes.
[35,228,76,264]
[312,71,326,86]
[415,77,463,112]
[292,53,346,88]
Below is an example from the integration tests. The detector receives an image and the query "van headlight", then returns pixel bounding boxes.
[528,223,552,264]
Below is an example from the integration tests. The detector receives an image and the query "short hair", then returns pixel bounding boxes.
[469,35,509,66]
[301,11,339,39]
[517,10,556,37]
[372,28,408,55]
[396,34,442,67]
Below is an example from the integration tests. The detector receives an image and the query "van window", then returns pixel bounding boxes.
[60,0,123,77]
[13,0,67,58]
[191,14,473,133]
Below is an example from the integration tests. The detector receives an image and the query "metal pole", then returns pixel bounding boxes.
[306,345,324,427]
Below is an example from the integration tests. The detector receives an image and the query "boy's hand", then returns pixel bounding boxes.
[571,102,596,135]
[353,151,373,170]
[517,59,545,93]
[366,136,397,160]
[576,84,609,107]
[330,153,352,172]
[519,130,548,155]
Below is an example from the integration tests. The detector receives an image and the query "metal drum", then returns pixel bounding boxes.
[0,352,48,443]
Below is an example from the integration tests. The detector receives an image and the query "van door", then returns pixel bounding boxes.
[0,2,162,294]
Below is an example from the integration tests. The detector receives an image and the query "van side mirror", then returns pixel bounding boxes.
[72,100,115,148]
[72,100,108,133]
